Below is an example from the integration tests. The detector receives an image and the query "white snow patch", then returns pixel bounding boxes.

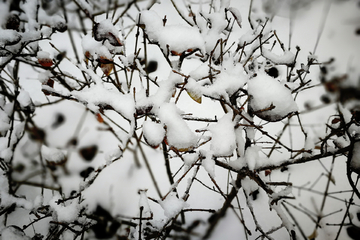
[138,10,205,55]
[158,103,197,151]
[262,48,295,65]
[248,71,298,122]
[49,195,80,223]
[208,113,236,157]
[160,192,188,219]
[143,120,165,147]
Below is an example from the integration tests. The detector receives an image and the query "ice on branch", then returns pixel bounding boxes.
[248,71,298,122]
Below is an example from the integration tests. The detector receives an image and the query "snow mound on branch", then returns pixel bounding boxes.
[138,10,205,55]
[262,48,295,65]
[158,103,197,151]
[142,120,165,147]
[248,71,298,122]
[71,82,135,121]
[244,145,272,170]
[49,195,80,223]
[160,192,189,219]
[0,226,31,240]
[208,113,237,157]
[186,60,248,101]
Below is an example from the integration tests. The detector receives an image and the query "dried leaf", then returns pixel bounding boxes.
[308,229,317,240]
[79,145,98,161]
[186,89,202,104]
[331,118,341,124]
[96,113,104,123]
[99,56,113,76]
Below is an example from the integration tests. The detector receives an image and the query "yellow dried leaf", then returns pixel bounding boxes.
[186,89,202,104]
[308,229,317,240]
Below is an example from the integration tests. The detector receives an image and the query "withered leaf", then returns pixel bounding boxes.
[79,145,98,161]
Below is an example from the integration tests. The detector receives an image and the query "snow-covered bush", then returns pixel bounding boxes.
[0,0,359,239]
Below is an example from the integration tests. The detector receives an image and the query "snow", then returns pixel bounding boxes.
[241,176,259,196]
[202,150,216,178]
[49,195,80,223]
[228,7,242,27]
[0,226,31,240]
[41,145,66,163]
[186,59,248,101]
[241,145,273,171]
[0,170,33,210]
[262,48,295,65]
[160,192,189,219]
[94,19,122,46]
[139,190,152,216]
[1,0,359,239]
[142,120,165,147]
[0,29,21,45]
[208,113,237,157]
[183,152,199,171]
[16,90,33,110]
[104,147,123,164]
[71,82,135,121]
[157,103,198,151]
[247,71,298,122]
[138,10,205,55]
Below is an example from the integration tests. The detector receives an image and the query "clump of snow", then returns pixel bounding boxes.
[142,120,165,147]
[247,71,298,122]
[149,71,182,108]
[202,150,216,178]
[158,103,197,151]
[36,51,51,60]
[262,48,295,65]
[241,176,259,196]
[49,195,80,223]
[208,113,237,157]
[0,226,31,240]
[138,10,205,55]
[228,7,242,27]
[71,82,135,121]
[235,127,246,157]
[139,190,152,216]
[104,147,123,164]
[186,59,248,101]
[183,152,199,172]
[0,147,13,162]
[0,170,33,210]
[41,145,66,163]
[0,29,21,45]
[271,186,293,201]
[17,90,33,110]
[243,145,271,170]
[94,19,122,46]
[160,192,188,219]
